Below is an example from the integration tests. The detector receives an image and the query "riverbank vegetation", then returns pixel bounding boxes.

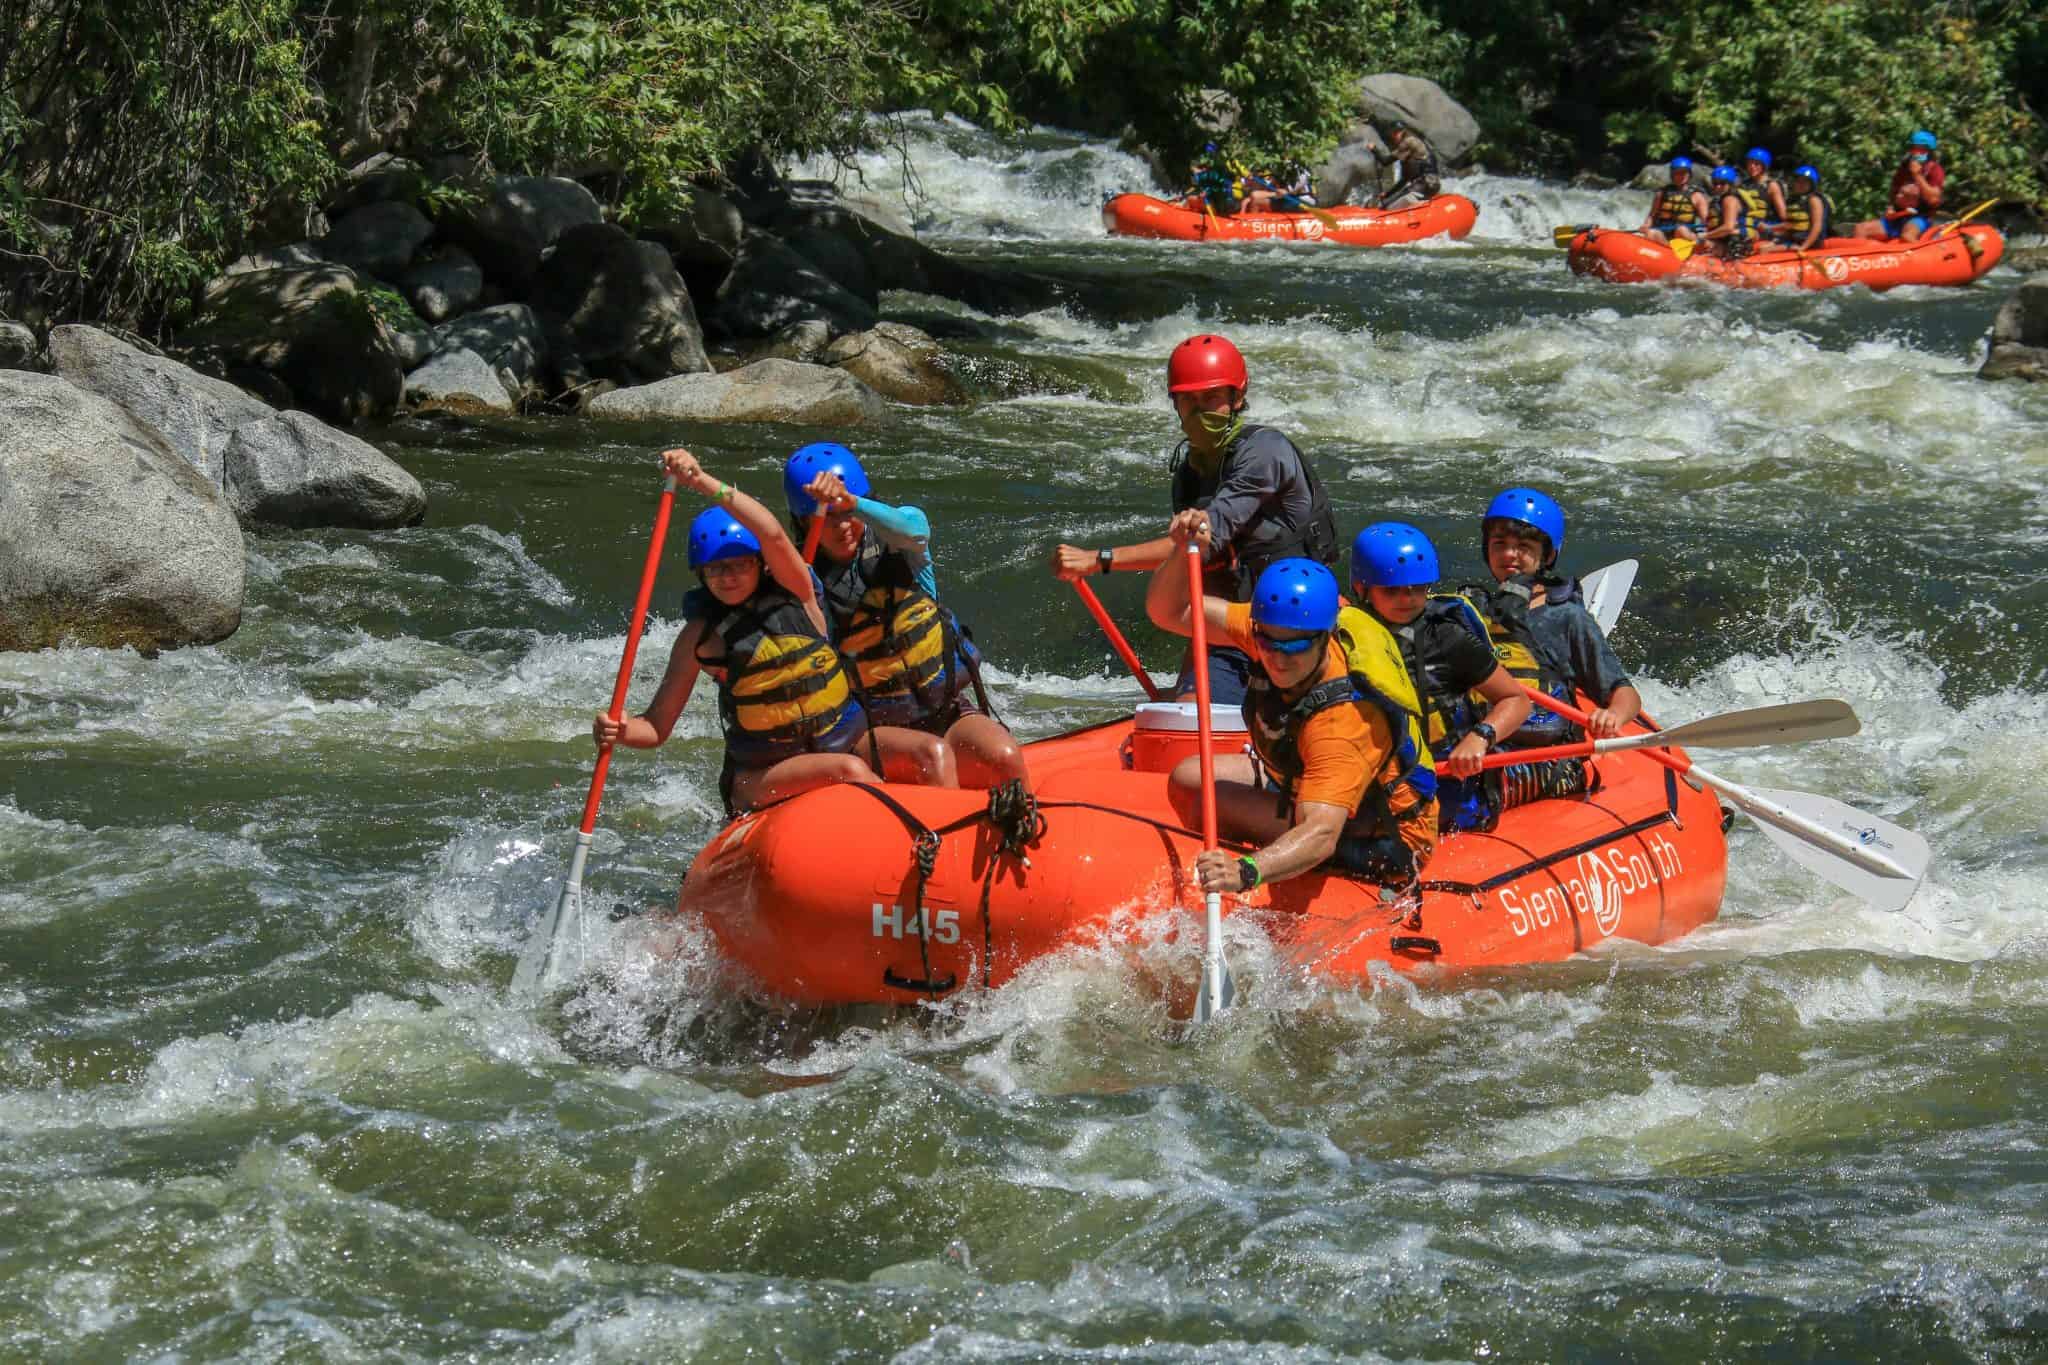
[4,0,2042,334]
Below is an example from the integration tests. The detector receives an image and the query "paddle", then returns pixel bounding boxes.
[1578,559,1637,637]
[1518,687,1929,911]
[1477,699,1859,769]
[511,473,679,1001]
[1232,161,1341,229]
[1185,540,1235,1020]
[800,511,826,565]
[1552,224,1593,247]
[1073,578,1168,701]
[1926,197,2000,241]
[1671,238,1696,262]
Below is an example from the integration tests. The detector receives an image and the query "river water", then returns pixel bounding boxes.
[5,117,2046,1360]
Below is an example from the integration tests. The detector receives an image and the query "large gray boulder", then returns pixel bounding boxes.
[1981,273,2048,382]
[823,323,961,406]
[742,319,832,365]
[1,321,41,371]
[405,347,517,416]
[431,303,548,402]
[0,371,243,653]
[531,222,711,386]
[772,197,1059,318]
[638,187,745,267]
[221,411,426,528]
[587,358,885,425]
[1315,127,1394,207]
[49,325,424,528]
[177,265,403,423]
[438,173,604,288]
[1355,74,1482,165]
[224,242,325,277]
[326,153,425,218]
[321,200,435,279]
[712,231,878,340]
[400,246,484,323]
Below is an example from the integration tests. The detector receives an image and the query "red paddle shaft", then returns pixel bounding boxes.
[1508,686,1692,779]
[1073,578,1167,701]
[578,477,678,833]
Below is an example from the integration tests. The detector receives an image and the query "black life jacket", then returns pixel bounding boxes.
[1396,133,1441,184]
[1456,577,1583,748]
[1781,190,1833,240]
[692,584,860,762]
[1241,606,1437,841]
[1406,595,1494,753]
[1170,423,1340,600]
[1655,181,1704,226]
[816,533,988,727]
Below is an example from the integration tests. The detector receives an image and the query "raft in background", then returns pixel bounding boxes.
[1102,192,1479,247]
[1566,224,2005,290]
[676,704,1728,1008]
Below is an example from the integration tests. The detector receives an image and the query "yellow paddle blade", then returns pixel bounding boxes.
[1928,198,2000,240]
[1552,224,1590,247]
[1671,238,1695,261]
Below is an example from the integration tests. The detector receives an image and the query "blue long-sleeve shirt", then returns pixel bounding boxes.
[852,496,939,599]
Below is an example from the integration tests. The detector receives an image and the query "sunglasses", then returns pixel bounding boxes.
[1252,627,1323,657]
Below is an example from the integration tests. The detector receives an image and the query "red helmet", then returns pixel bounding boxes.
[1167,334,1248,394]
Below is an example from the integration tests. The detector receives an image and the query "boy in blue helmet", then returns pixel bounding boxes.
[1349,522,1532,832]
[1145,511,1440,894]
[1736,147,1789,230]
[1639,156,1712,245]
[1768,165,1833,250]
[1701,164,1762,259]
[593,448,878,813]
[1472,488,1641,740]
[786,442,1026,790]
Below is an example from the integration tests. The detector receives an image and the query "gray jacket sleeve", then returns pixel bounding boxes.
[1203,428,1296,552]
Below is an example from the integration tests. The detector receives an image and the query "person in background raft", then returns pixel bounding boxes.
[1243,160,1318,214]
[1182,141,1241,217]
[1348,522,1533,833]
[1050,333,1339,704]
[1146,527,1440,896]
[593,448,877,814]
[1461,487,1642,807]
[1638,156,1712,245]
[1767,164,1833,250]
[786,443,1025,791]
[1372,118,1441,209]
[1853,130,1944,242]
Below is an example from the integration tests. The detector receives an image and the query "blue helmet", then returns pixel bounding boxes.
[1483,487,1566,564]
[1204,141,1220,155]
[1669,155,1694,173]
[1250,558,1339,635]
[687,506,763,571]
[1745,146,1772,167]
[1910,129,1937,150]
[782,442,870,521]
[1351,522,1440,589]
[1792,163,1819,185]
[1710,164,1738,185]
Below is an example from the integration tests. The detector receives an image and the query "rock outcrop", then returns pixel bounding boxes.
[1354,74,1482,166]
[530,222,711,385]
[177,265,404,423]
[0,370,244,652]
[1981,273,2048,382]
[588,358,885,425]
[823,323,961,406]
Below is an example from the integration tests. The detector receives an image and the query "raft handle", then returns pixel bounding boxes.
[1390,935,1442,957]
[883,968,959,995]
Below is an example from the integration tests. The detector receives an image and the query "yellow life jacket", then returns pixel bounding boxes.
[696,585,859,762]
[1241,605,1437,835]
[1655,182,1703,226]
[1781,190,1833,240]
[817,535,975,727]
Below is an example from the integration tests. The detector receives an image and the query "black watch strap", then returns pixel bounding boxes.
[1472,721,1498,745]
[1098,547,1116,575]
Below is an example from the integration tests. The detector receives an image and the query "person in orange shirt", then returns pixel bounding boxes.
[1146,510,1440,896]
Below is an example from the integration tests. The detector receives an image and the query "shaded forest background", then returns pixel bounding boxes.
[4,0,2043,333]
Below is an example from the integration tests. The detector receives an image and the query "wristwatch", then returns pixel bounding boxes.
[1471,722,1498,746]
[1236,855,1262,891]
[1098,547,1116,576]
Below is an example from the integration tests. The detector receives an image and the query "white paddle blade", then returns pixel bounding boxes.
[511,834,595,1002]
[1741,785,1931,913]
[1196,891,1235,1021]
[1609,699,1861,753]
[1579,559,1637,636]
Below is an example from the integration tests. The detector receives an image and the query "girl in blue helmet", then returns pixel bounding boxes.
[1768,164,1833,250]
[592,448,877,813]
[1701,163,1762,259]
[1474,488,1641,741]
[1144,509,1441,893]
[1736,147,1789,231]
[1639,156,1712,245]
[1349,522,1531,833]
[785,443,1025,791]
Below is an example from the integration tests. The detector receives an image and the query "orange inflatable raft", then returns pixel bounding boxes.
[1566,224,2004,290]
[1103,192,1479,247]
[678,703,1729,1007]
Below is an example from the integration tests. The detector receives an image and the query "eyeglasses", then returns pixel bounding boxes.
[700,557,756,579]
[1251,627,1322,657]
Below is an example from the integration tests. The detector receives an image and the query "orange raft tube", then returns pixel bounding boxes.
[1566,224,2004,290]
[1103,192,1479,247]
[678,704,1729,1007]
